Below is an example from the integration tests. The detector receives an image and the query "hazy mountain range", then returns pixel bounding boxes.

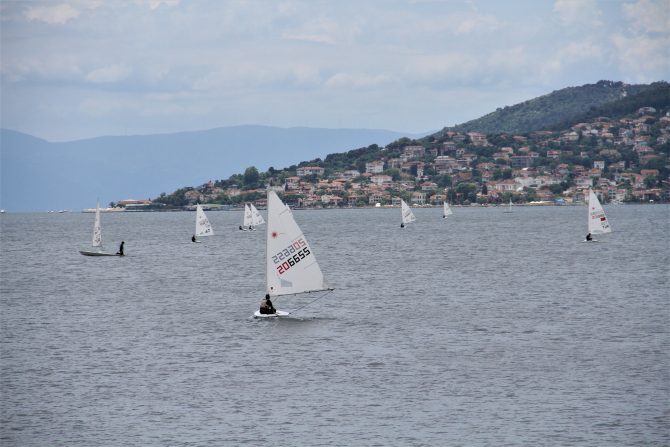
[1,126,425,212]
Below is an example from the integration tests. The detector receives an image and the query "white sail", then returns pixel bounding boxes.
[401,199,416,225]
[443,202,453,218]
[250,204,265,226]
[588,189,612,234]
[504,198,513,213]
[195,204,214,237]
[266,190,328,297]
[243,204,253,227]
[92,203,102,247]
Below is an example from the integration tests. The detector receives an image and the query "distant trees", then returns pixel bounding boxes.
[243,166,260,187]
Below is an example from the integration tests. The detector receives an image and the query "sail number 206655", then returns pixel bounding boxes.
[272,238,310,275]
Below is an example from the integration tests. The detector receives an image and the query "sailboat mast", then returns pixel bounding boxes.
[265,190,270,295]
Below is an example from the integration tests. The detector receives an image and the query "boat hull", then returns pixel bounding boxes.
[253,310,290,318]
[79,251,120,256]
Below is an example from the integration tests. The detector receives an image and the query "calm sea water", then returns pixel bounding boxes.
[1,205,668,446]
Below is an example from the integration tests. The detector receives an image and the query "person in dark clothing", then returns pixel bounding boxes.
[586,233,592,241]
[259,294,276,314]
[400,222,405,228]
[117,241,125,256]
[192,235,197,242]
[239,225,244,231]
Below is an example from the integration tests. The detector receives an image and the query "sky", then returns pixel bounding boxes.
[1,0,669,142]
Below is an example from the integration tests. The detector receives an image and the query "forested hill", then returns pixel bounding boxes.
[441,80,661,135]
[549,81,670,130]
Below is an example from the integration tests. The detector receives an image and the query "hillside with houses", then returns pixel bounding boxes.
[149,82,670,210]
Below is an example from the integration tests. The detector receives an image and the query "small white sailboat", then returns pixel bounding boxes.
[250,203,265,228]
[194,204,213,240]
[585,188,612,242]
[400,199,416,228]
[442,202,453,219]
[240,204,254,230]
[503,198,513,213]
[79,203,120,256]
[254,190,332,318]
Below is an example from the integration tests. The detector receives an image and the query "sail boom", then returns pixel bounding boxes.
[269,287,335,298]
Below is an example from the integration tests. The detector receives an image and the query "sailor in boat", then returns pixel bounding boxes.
[586,232,592,242]
[249,225,254,231]
[259,294,276,315]
[191,235,197,243]
[239,225,244,231]
[116,241,125,256]
[400,222,405,228]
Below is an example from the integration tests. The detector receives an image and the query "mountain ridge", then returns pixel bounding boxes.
[0,125,426,212]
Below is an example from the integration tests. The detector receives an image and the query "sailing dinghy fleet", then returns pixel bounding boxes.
[80,187,613,316]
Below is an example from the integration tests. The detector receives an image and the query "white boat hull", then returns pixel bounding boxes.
[253,310,290,318]
[79,251,121,257]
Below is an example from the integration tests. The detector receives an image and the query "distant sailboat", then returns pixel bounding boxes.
[585,188,612,242]
[250,203,265,228]
[442,202,453,219]
[195,204,214,239]
[254,190,332,318]
[79,203,119,256]
[503,198,513,213]
[240,204,253,230]
[400,199,416,228]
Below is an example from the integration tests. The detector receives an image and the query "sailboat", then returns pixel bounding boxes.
[585,188,612,242]
[79,203,119,256]
[240,204,253,230]
[194,204,214,240]
[250,203,265,228]
[400,199,416,228]
[503,198,513,213]
[442,202,453,219]
[254,190,333,318]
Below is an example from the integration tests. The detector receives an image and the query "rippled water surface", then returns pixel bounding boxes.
[1,205,669,446]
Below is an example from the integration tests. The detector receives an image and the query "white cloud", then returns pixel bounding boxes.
[553,0,602,26]
[85,64,132,83]
[25,4,80,24]
[622,0,670,33]
[143,0,180,10]
[611,33,670,81]
[539,40,604,77]
[281,16,361,45]
[325,72,393,89]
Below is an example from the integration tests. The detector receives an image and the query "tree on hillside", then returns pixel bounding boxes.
[243,166,260,187]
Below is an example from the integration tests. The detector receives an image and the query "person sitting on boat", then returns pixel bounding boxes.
[259,294,276,315]
[239,225,244,231]
[248,225,254,231]
[117,241,125,256]
[400,222,405,228]
[586,233,592,241]
[191,235,197,243]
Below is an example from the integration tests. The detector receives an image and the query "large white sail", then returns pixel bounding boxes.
[401,199,416,225]
[243,204,253,227]
[250,204,265,226]
[588,189,612,234]
[266,190,328,297]
[443,202,453,218]
[195,204,214,237]
[92,203,102,247]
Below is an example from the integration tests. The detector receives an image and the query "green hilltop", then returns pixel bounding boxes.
[442,80,664,135]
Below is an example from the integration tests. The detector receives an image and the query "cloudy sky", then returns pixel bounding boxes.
[1,0,668,141]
